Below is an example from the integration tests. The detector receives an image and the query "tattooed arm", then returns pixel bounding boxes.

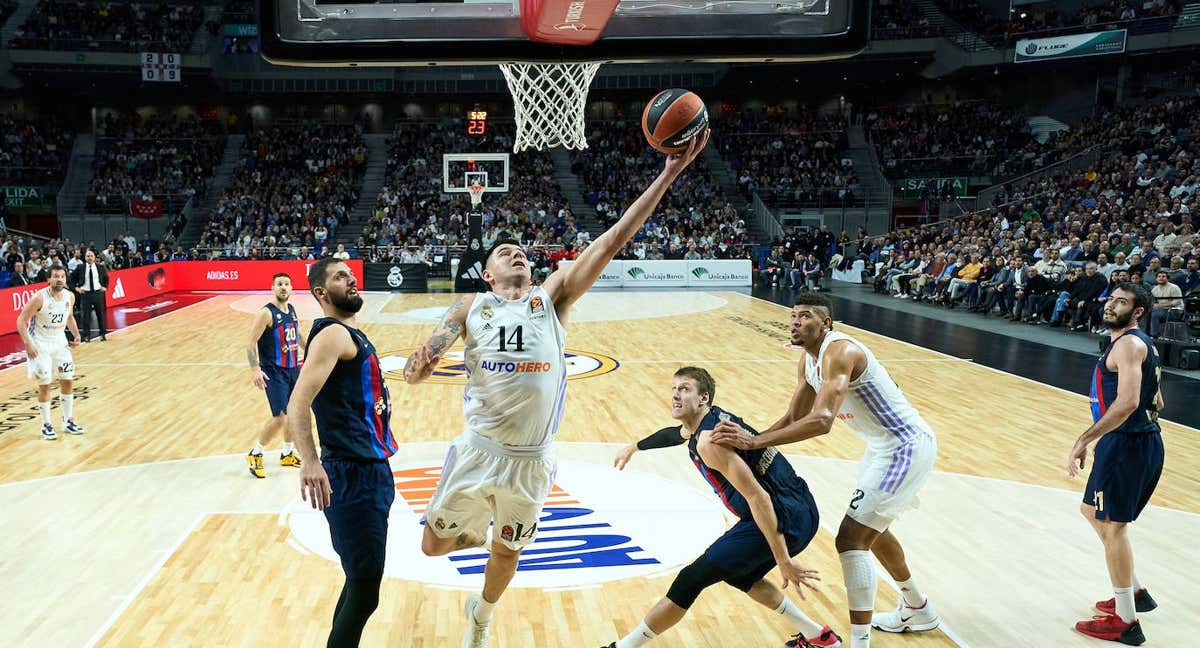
[404,293,474,384]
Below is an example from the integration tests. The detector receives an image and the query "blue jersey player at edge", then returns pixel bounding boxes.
[1068,282,1164,646]
[245,272,307,478]
[288,258,398,648]
[604,367,840,648]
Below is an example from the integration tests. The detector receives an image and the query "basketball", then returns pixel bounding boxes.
[641,89,708,154]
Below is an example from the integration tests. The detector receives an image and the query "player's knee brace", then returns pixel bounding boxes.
[838,550,877,611]
[666,555,726,609]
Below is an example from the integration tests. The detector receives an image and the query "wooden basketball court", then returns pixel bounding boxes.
[1,290,1196,647]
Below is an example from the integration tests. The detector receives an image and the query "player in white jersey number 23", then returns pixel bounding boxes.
[16,264,86,441]
[403,131,710,648]
[710,292,941,648]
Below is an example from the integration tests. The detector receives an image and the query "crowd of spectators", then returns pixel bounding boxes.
[88,113,223,214]
[0,231,174,287]
[572,119,752,261]
[866,101,1035,178]
[871,0,937,39]
[1006,0,1180,36]
[9,0,206,52]
[0,114,75,185]
[193,123,366,259]
[359,120,574,267]
[719,109,858,207]
[856,94,1200,338]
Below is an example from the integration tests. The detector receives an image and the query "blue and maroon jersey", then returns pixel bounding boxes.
[258,303,301,369]
[308,318,397,461]
[1090,329,1161,436]
[686,406,816,535]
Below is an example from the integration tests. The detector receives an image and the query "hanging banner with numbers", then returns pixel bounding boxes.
[141,52,181,82]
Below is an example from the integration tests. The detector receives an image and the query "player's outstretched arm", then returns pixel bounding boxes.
[1068,335,1145,477]
[405,294,473,384]
[287,324,356,510]
[543,130,709,313]
[246,307,271,389]
[613,425,686,470]
[713,341,859,450]
[697,432,820,596]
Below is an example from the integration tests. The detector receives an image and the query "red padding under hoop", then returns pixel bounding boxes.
[520,0,620,46]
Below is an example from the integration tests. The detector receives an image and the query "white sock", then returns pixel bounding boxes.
[896,577,926,608]
[1132,574,1143,591]
[850,623,871,648]
[61,394,74,421]
[616,621,657,648]
[38,401,51,426]
[1114,586,1136,623]
[472,595,495,623]
[252,442,264,455]
[775,597,823,639]
[282,442,294,455]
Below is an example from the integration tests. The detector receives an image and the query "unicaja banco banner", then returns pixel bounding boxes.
[1015,29,1126,63]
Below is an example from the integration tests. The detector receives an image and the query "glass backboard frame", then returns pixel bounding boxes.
[443,153,510,194]
[258,0,870,66]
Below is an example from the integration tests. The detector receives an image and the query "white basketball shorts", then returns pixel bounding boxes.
[846,432,937,532]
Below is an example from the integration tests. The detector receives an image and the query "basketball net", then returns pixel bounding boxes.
[467,183,486,208]
[499,62,601,152]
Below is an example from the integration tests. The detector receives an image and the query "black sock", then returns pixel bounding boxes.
[327,576,382,648]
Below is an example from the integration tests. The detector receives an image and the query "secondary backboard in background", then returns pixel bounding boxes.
[443,154,510,194]
[259,0,869,66]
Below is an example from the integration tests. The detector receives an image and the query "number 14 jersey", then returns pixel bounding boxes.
[462,287,568,449]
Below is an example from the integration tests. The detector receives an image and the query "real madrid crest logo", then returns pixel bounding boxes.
[470,240,481,251]
[481,304,494,320]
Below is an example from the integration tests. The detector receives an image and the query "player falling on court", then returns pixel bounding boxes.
[1068,283,1163,646]
[404,130,710,648]
[245,272,307,477]
[711,293,940,648]
[288,259,398,647]
[605,367,840,648]
[17,264,85,440]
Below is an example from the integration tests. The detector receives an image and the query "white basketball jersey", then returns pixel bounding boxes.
[30,287,71,347]
[461,286,567,448]
[804,331,934,454]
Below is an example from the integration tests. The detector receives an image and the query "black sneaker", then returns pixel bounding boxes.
[1096,588,1158,615]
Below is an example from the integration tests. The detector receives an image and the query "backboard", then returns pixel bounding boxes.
[443,153,510,194]
[258,0,869,66]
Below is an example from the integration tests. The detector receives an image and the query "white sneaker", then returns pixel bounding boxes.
[461,594,491,648]
[872,599,940,633]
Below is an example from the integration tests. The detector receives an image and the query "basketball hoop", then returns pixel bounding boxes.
[499,62,602,152]
[467,183,486,208]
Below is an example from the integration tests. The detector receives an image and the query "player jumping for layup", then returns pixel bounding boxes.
[1068,283,1163,646]
[605,367,839,648]
[288,259,397,647]
[17,264,85,440]
[245,273,307,477]
[404,130,709,648]
[711,293,940,648]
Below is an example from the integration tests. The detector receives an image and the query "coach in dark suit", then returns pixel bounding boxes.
[71,249,108,341]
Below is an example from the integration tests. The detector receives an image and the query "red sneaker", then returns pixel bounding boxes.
[785,625,842,647]
[1096,588,1157,615]
[1075,614,1146,645]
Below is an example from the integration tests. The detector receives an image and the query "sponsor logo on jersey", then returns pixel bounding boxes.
[286,459,725,588]
[530,296,545,319]
[480,360,553,374]
[377,348,619,384]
